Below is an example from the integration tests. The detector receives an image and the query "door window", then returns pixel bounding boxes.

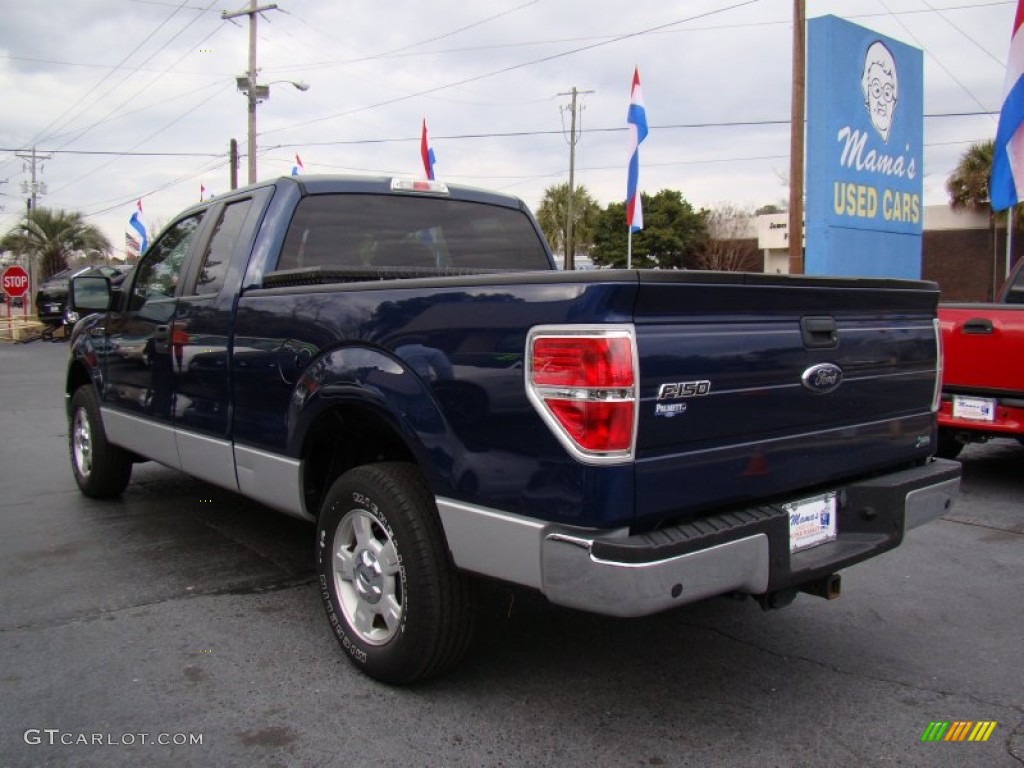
[130,214,203,309]
[194,201,251,296]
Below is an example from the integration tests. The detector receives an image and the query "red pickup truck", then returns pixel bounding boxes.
[936,257,1024,458]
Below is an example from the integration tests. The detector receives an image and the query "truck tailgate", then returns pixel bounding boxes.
[631,272,939,526]
[938,304,1024,394]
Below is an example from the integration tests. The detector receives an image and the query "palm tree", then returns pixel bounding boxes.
[1,207,112,280]
[946,140,1011,298]
[535,183,599,266]
[946,140,993,213]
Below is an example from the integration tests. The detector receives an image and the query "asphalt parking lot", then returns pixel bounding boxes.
[0,339,1021,767]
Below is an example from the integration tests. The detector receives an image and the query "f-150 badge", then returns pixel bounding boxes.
[657,380,711,400]
[654,380,710,418]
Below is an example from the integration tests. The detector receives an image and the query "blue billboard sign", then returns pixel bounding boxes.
[805,16,924,278]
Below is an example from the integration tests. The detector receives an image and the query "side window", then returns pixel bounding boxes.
[130,214,203,309]
[194,200,251,296]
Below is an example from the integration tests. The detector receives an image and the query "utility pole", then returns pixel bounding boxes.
[14,146,51,315]
[558,86,593,271]
[16,146,52,213]
[788,0,806,274]
[223,1,279,184]
[230,139,240,190]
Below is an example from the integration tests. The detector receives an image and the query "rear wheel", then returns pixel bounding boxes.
[69,386,132,497]
[316,463,474,685]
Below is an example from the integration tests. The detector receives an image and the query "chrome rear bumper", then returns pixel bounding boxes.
[437,458,961,618]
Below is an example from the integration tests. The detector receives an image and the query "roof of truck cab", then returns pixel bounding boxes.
[217,174,529,211]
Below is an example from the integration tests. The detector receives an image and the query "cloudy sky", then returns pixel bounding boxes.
[0,0,1012,256]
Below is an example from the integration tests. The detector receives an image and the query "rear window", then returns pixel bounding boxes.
[277,194,550,273]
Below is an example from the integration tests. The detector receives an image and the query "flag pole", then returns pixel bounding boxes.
[1008,206,1015,282]
[627,229,633,270]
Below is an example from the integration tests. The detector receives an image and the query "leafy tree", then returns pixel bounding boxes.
[535,183,600,264]
[591,189,707,269]
[755,203,786,216]
[1,207,112,279]
[696,203,760,271]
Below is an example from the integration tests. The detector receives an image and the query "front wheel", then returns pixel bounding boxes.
[69,386,132,497]
[316,463,474,685]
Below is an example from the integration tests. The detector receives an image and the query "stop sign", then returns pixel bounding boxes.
[2,265,30,298]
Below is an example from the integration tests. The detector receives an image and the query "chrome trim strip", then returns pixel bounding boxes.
[102,408,181,470]
[904,476,959,530]
[233,444,308,520]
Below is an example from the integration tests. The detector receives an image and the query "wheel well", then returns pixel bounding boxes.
[66,362,91,401]
[301,405,416,518]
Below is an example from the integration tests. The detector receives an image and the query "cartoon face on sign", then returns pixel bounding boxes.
[861,41,898,143]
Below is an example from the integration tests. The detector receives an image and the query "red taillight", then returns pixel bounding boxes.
[532,337,634,388]
[544,399,635,452]
[527,328,637,461]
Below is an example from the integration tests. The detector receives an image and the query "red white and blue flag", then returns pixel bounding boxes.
[626,67,648,232]
[127,199,147,253]
[291,153,305,176]
[421,119,437,180]
[992,0,1024,211]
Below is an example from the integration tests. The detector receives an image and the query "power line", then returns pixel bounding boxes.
[919,0,1006,68]
[264,110,997,149]
[260,0,763,137]
[45,3,223,150]
[48,83,233,196]
[0,109,996,164]
[0,53,233,77]
[266,2,1013,73]
[81,155,231,217]
[0,148,222,157]
[877,0,996,115]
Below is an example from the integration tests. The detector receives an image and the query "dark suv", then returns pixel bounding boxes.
[36,264,131,338]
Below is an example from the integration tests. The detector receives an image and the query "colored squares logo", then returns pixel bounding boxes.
[921,721,997,742]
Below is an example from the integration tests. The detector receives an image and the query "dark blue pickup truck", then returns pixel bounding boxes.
[66,175,960,684]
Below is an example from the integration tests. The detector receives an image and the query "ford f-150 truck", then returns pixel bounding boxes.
[936,257,1024,458]
[66,175,960,684]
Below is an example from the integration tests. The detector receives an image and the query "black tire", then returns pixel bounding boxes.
[316,463,474,685]
[935,428,965,460]
[69,386,132,498]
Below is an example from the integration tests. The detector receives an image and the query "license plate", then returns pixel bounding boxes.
[952,395,996,422]
[785,493,837,553]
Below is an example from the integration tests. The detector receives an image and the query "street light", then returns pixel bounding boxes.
[236,76,309,184]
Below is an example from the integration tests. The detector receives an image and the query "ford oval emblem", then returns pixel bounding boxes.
[801,363,843,394]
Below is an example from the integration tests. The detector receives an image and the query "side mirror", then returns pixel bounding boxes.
[70,275,113,313]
